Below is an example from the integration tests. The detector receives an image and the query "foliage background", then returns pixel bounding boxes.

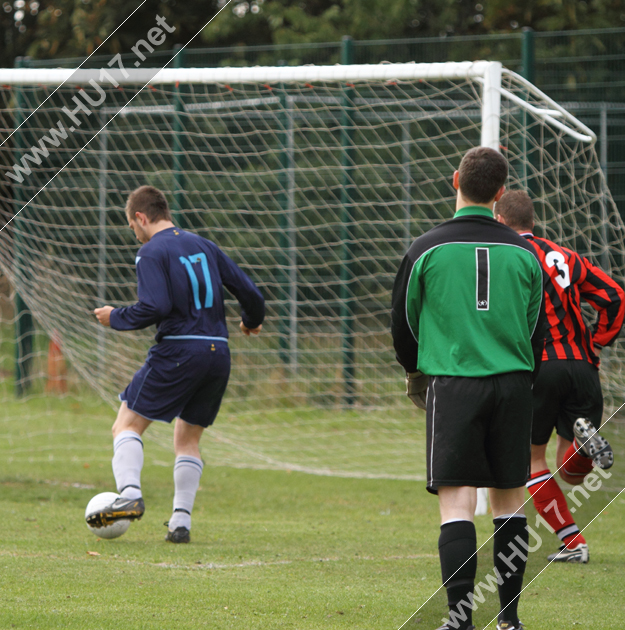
[2,0,625,67]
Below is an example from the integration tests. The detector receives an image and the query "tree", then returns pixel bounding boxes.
[0,0,42,66]
[0,0,218,67]
[200,0,625,50]
[1,0,624,67]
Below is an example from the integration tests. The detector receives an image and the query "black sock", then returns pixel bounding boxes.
[438,520,477,630]
[493,516,528,625]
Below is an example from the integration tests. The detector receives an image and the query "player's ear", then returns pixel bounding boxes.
[495,214,505,224]
[493,185,506,202]
[452,170,460,190]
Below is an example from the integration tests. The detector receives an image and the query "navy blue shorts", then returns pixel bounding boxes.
[120,339,231,428]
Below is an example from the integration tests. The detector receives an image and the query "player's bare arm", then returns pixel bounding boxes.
[94,306,114,327]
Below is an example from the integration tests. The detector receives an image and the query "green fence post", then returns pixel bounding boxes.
[599,104,609,270]
[402,120,412,251]
[97,109,108,371]
[521,28,535,84]
[13,56,35,398]
[521,28,535,194]
[277,64,296,368]
[339,36,356,406]
[172,44,186,225]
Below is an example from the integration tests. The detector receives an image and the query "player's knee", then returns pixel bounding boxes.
[111,419,124,438]
[530,446,548,470]
[559,469,586,485]
[173,433,202,458]
[530,459,549,476]
[489,487,525,515]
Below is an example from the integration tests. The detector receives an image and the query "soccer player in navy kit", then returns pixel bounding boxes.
[89,186,265,543]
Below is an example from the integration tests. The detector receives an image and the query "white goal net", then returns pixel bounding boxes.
[1,61,624,478]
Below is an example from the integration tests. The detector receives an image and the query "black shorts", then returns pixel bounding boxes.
[425,372,532,494]
[532,359,603,445]
[120,339,231,428]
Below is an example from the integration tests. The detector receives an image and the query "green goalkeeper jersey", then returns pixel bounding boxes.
[391,206,546,377]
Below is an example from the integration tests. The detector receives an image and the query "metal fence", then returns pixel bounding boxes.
[22,27,625,218]
[5,27,625,396]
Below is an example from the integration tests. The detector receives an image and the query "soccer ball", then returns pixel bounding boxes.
[85,492,131,539]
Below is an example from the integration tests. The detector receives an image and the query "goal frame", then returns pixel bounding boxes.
[0,60,611,490]
[0,60,595,147]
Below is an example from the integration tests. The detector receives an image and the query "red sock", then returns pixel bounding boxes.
[562,440,594,479]
[526,469,586,549]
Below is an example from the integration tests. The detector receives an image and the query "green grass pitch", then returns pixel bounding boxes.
[1,395,624,629]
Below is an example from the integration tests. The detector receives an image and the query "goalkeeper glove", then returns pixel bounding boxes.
[406,371,428,410]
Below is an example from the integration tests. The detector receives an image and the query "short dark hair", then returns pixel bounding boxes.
[458,147,508,204]
[496,190,534,231]
[125,186,172,223]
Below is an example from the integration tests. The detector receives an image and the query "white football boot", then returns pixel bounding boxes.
[547,542,589,564]
[573,417,614,469]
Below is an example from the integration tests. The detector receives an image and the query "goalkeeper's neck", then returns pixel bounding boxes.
[455,190,504,214]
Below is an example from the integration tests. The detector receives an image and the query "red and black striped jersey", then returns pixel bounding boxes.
[523,233,625,366]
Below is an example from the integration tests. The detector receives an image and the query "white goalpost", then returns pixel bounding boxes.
[0,60,621,484]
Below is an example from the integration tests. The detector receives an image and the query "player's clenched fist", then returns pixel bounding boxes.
[240,321,262,336]
[94,305,114,327]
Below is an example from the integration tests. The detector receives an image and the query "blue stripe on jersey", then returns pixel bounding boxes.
[178,255,202,310]
[162,335,228,343]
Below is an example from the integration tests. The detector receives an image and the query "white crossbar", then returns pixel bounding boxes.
[0,61,494,86]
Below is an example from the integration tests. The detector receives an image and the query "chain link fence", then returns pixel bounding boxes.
[21,27,625,217]
[3,27,625,399]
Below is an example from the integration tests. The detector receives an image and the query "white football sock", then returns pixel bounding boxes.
[169,455,203,530]
[112,431,144,500]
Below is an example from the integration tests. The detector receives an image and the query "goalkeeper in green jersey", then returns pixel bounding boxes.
[391,147,546,630]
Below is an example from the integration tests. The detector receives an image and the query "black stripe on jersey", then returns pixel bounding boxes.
[567,284,593,361]
[583,265,623,333]
[476,248,489,310]
[529,238,578,361]
[404,214,540,263]
[391,254,420,372]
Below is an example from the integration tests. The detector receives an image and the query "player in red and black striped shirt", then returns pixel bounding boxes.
[497,190,625,564]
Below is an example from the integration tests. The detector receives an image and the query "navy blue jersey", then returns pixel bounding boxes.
[110,227,264,341]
